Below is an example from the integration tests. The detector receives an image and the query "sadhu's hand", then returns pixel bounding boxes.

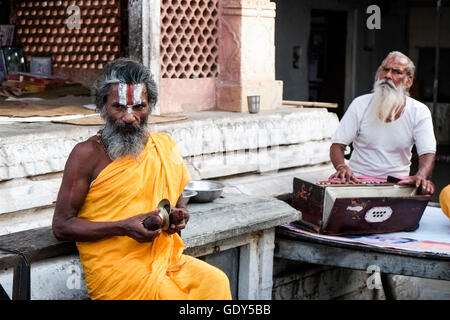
[166,207,190,235]
[122,210,162,243]
[329,164,360,184]
[398,175,435,195]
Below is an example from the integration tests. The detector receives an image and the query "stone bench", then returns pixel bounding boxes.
[0,192,300,300]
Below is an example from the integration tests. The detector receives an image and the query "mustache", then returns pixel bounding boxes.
[376,79,396,89]
[105,113,148,134]
[113,122,142,133]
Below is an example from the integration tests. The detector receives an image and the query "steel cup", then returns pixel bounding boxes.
[247,95,260,114]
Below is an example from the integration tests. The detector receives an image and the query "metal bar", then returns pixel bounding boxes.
[12,255,31,300]
[380,273,396,300]
[432,0,441,123]
[0,247,31,300]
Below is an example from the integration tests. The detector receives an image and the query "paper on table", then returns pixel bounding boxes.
[381,206,450,242]
[283,206,450,255]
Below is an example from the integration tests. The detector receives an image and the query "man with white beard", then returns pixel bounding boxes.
[329,51,436,195]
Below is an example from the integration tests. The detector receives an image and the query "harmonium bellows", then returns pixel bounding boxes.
[292,177,431,235]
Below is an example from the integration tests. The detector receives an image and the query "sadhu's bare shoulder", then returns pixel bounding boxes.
[64,136,107,179]
[69,135,104,162]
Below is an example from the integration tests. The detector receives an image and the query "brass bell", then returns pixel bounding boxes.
[157,199,172,231]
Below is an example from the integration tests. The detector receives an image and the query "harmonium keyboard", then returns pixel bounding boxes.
[291,176,431,235]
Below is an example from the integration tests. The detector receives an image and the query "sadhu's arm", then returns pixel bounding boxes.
[52,141,160,243]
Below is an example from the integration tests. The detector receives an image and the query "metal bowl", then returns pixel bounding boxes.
[182,190,198,204]
[184,180,225,203]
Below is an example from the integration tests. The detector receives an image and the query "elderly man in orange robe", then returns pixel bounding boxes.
[52,58,232,300]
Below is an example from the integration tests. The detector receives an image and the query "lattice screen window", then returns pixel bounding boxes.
[15,0,121,70]
[160,0,219,79]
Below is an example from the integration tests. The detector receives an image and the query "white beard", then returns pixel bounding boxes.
[371,79,407,122]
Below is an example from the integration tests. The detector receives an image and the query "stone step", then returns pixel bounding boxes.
[0,163,332,236]
[0,108,339,181]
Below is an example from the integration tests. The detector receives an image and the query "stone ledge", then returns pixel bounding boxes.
[0,108,339,181]
[0,163,329,236]
[0,139,331,216]
[0,174,61,215]
[182,193,300,248]
[0,206,54,236]
[0,192,298,299]
[0,193,299,270]
[186,139,332,179]
[0,162,331,237]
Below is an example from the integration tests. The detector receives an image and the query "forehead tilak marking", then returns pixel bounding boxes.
[117,83,144,106]
[133,84,143,105]
[118,83,127,106]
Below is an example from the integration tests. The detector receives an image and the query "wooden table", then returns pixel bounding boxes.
[274,206,450,299]
[275,228,450,281]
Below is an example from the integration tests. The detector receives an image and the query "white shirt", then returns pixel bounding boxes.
[331,93,436,178]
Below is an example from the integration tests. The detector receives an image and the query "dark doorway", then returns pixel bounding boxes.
[308,10,347,118]
[416,48,450,103]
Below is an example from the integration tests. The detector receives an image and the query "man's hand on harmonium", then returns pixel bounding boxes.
[398,175,435,195]
[329,163,361,184]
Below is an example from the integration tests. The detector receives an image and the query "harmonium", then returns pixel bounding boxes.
[291,176,431,235]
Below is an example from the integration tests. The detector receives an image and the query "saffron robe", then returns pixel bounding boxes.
[76,132,231,300]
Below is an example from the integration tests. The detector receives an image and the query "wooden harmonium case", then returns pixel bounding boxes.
[292,177,431,235]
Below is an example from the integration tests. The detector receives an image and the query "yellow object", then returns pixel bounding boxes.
[440,184,450,220]
[24,83,46,93]
[76,132,232,300]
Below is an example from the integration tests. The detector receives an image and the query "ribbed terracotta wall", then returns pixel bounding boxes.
[15,0,121,71]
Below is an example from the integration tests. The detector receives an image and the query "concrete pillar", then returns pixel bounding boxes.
[237,229,275,300]
[128,0,161,114]
[257,228,275,299]
[238,234,259,299]
[217,0,283,112]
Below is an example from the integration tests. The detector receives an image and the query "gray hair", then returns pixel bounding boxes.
[92,58,158,115]
[375,51,416,80]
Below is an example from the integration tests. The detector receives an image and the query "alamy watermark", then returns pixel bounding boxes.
[366,265,382,290]
[66,264,81,290]
[66,5,81,30]
[367,5,381,30]
[60,4,381,34]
